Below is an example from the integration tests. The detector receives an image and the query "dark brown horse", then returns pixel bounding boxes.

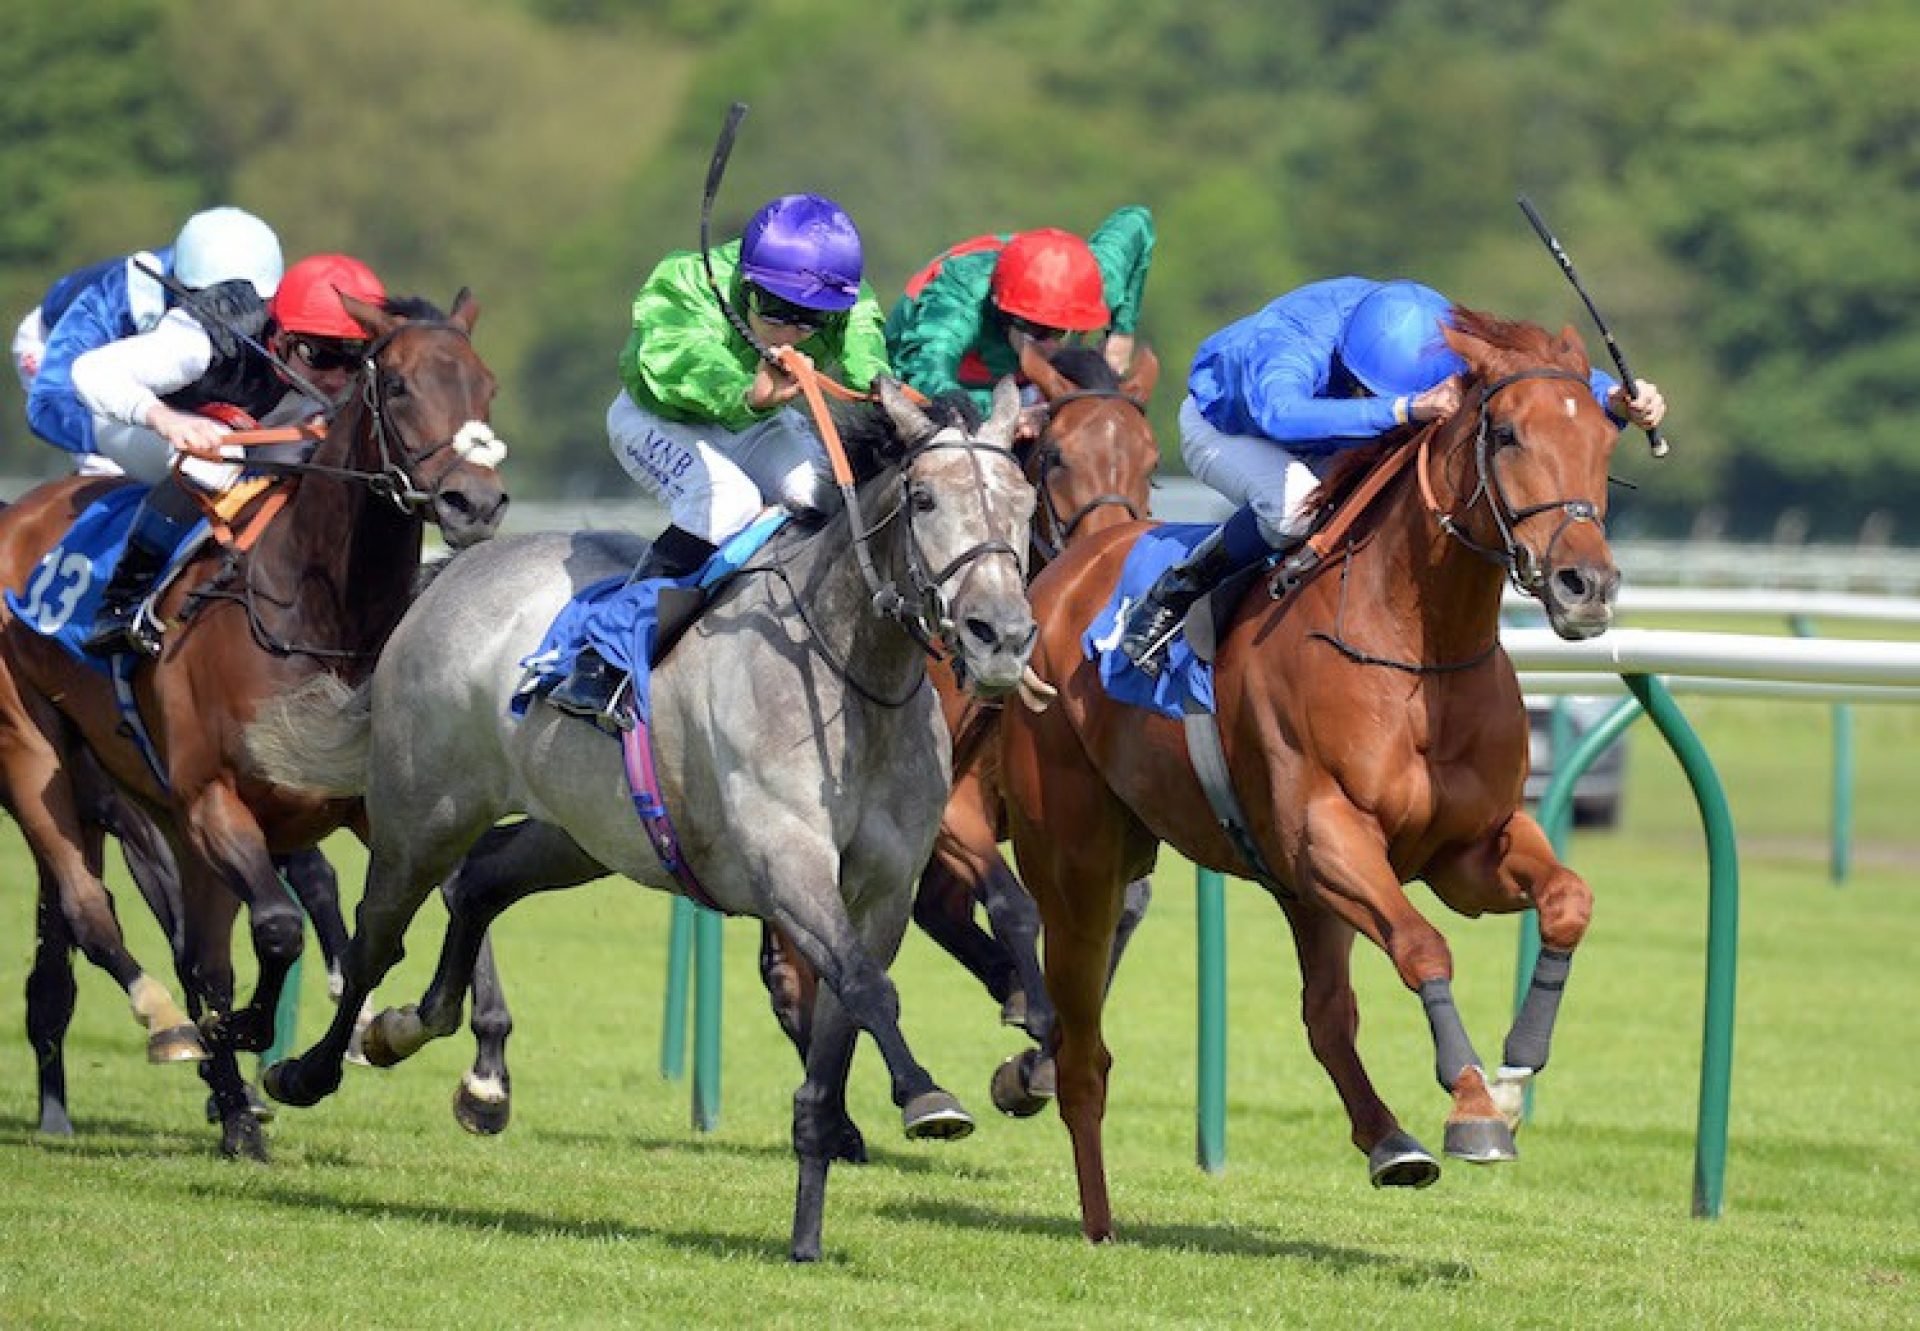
[758,341,1162,1079]
[0,293,506,1156]
[1000,310,1620,1241]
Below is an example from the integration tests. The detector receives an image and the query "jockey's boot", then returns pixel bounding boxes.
[81,480,201,659]
[547,527,717,731]
[1115,528,1244,673]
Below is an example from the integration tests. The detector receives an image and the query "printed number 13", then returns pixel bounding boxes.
[18,551,93,633]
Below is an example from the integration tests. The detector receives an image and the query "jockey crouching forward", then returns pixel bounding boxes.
[1116,277,1669,667]
[66,249,388,658]
[547,192,891,721]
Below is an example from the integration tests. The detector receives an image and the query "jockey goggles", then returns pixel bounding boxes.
[1004,314,1071,344]
[749,286,845,336]
[288,335,367,372]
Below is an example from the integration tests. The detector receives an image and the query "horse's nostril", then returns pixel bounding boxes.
[441,489,475,518]
[1554,567,1591,602]
[965,617,1000,651]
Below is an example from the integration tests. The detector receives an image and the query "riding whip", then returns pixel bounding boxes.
[132,258,334,411]
[1516,195,1669,458]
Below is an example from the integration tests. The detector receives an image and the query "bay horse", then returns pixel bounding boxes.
[1000,310,1621,1241]
[759,341,1162,1083]
[253,379,1038,1261]
[0,292,507,1158]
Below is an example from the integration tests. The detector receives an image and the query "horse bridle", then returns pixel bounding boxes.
[1419,367,1606,596]
[880,427,1030,657]
[260,320,497,514]
[1027,387,1151,562]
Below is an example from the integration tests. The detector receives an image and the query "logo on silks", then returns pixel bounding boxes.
[3,487,206,671]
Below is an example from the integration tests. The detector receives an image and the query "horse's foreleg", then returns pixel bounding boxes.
[788,984,863,1263]
[181,785,303,1055]
[764,857,970,1142]
[177,876,265,1159]
[1426,812,1594,1129]
[1300,799,1513,1166]
[1279,895,1438,1187]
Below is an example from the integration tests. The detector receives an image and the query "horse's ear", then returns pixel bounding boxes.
[878,376,936,443]
[1120,343,1160,401]
[1556,323,1591,372]
[449,288,481,333]
[1018,340,1075,401]
[1441,321,1494,375]
[983,377,1022,447]
[341,293,397,342]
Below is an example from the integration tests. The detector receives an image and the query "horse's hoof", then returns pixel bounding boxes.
[1444,1117,1519,1164]
[360,1006,428,1069]
[219,1112,270,1162]
[206,1086,277,1125]
[1368,1129,1441,1188]
[999,989,1029,1029]
[37,1105,75,1138]
[452,1073,512,1137]
[902,1089,975,1141]
[148,1023,209,1064]
[262,1058,338,1109]
[1488,1067,1533,1133]
[990,1050,1053,1118]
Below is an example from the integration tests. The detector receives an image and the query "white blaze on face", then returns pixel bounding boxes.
[451,420,508,469]
[1564,396,1578,418]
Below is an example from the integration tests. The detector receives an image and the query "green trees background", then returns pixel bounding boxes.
[3,0,1914,539]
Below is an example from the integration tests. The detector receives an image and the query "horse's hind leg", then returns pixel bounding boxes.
[1280,896,1438,1187]
[1426,811,1594,1130]
[275,847,349,999]
[27,871,79,1136]
[758,925,816,1062]
[0,692,202,1065]
[360,820,601,1138]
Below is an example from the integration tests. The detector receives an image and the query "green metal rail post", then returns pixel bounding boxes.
[1623,674,1740,1219]
[1789,614,1854,884]
[692,905,724,1132]
[1516,693,1646,1123]
[660,895,694,1080]
[1196,867,1228,1173]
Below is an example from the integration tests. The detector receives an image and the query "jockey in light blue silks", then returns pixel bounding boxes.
[1116,277,1669,667]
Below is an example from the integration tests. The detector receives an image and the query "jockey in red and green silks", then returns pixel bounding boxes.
[883,205,1155,417]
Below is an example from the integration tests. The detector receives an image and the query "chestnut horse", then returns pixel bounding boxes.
[1001,310,1621,1241]
[0,293,506,1157]
[758,341,1162,1087]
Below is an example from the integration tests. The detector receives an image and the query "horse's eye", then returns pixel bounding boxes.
[1489,422,1519,448]
[382,373,409,400]
[909,485,937,513]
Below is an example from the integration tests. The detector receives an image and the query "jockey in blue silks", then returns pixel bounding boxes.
[1116,277,1668,666]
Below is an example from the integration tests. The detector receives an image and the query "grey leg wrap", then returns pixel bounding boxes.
[1419,978,1483,1091]
[1502,947,1573,1074]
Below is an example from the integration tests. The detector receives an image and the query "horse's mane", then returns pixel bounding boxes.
[1046,344,1121,392]
[384,295,447,323]
[828,389,982,485]
[1301,307,1587,524]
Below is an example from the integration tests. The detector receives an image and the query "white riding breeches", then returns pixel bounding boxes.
[1178,395,1330,548]
[606,390,834,545]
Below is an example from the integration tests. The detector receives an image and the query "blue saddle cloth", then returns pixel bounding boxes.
[3,486,209,673]
[513,511,789,725]
[1082,523,1222,719]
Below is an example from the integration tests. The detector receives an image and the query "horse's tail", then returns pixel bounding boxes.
[245,674,372,797]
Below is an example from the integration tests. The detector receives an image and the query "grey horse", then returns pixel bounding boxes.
[254,379,1037,1261]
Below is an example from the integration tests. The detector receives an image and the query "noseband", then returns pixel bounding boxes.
[1027,387,1151,562]
[1419,367,1605,595]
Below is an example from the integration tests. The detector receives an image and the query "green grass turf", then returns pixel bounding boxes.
[0,693,1916,1327]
